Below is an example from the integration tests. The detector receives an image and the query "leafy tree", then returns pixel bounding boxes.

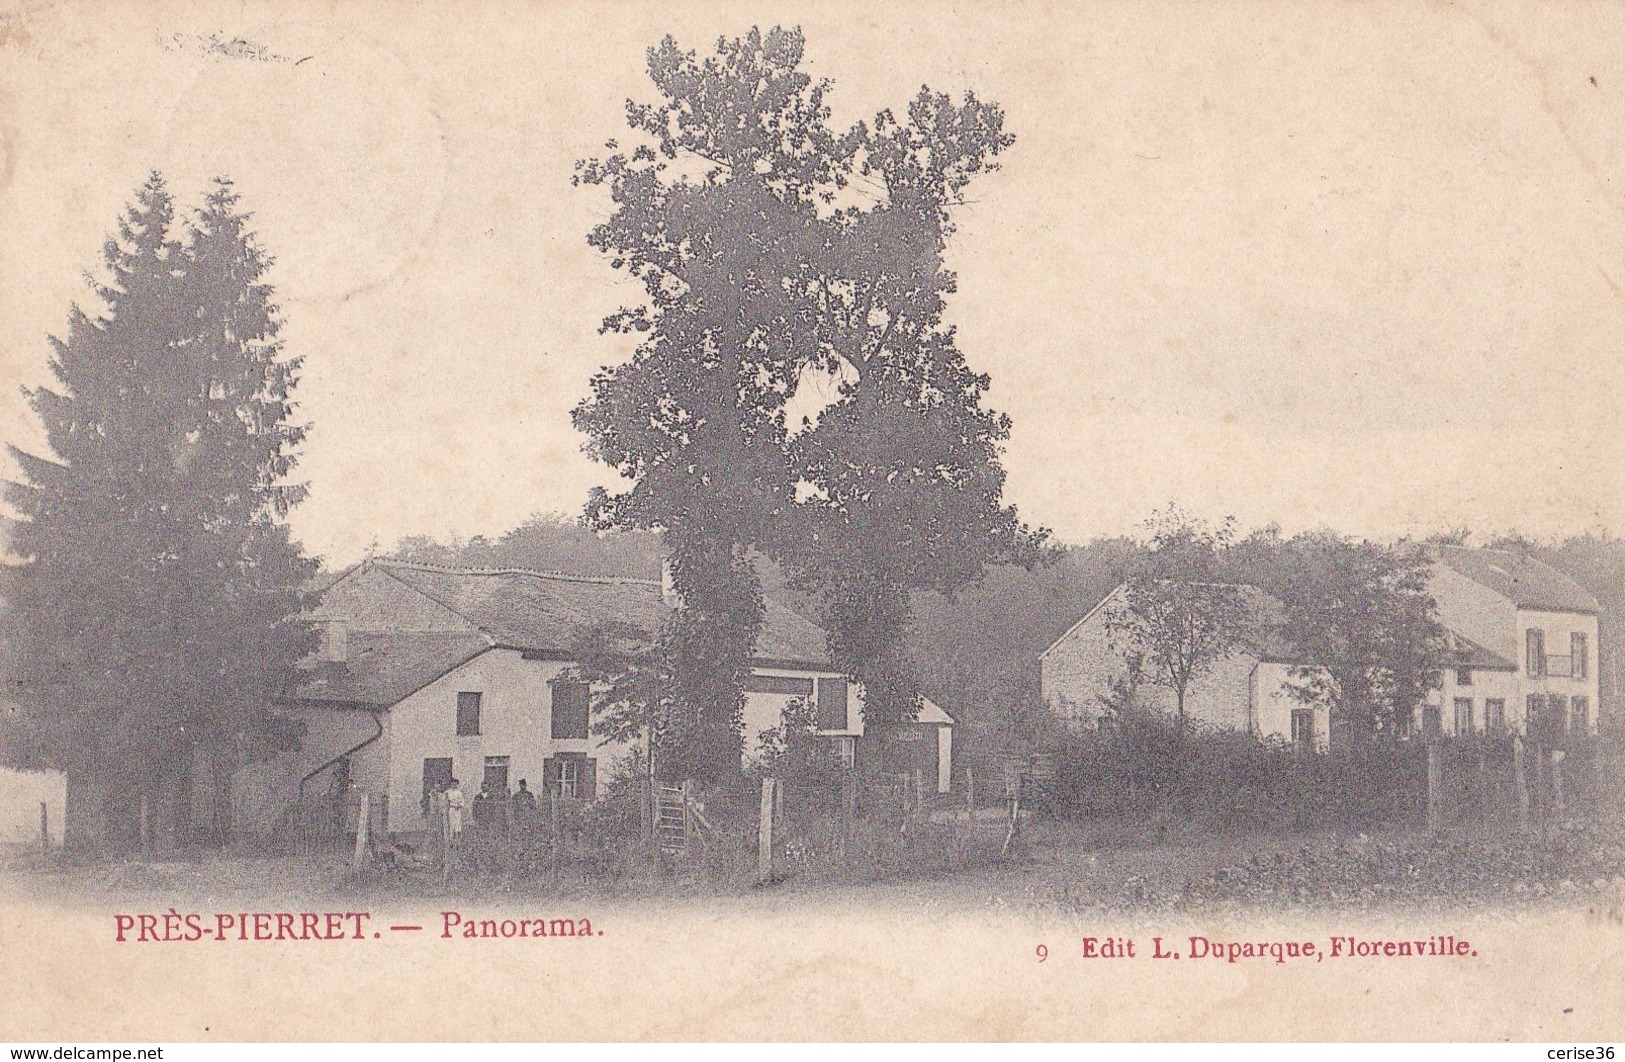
[1105,508,1249,729]
[2,174,315,849]
[388,512,667,579]
[1231,527,1445,746]
[572,28,1039,776]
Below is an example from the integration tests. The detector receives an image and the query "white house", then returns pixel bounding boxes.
[1040,546,1601,751]
[1421,546,1600,740]
[233,560,953,840]
[1039,583,1331,750]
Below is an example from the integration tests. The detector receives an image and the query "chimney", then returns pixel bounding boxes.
[661,559,684,610]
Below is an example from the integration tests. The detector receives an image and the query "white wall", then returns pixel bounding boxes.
[1042,588,1259,732]
[1424,665,1520,735]
[1249,662,1329,750]
[1517,608,1602,734]
[741,668,869,760]
[380,648,632,833]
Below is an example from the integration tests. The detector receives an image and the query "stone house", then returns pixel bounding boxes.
[1040,546,1601,751]
[232,560,953,840]
[1039,582,1330,749]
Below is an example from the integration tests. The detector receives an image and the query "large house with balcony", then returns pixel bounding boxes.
[1040,546,1599,751]
[231,560,954,841]
[1421,546,1599,742]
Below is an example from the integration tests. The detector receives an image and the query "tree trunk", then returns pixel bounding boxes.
[62,768,109,851]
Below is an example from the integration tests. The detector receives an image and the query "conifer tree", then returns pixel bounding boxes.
[3,174,315,849]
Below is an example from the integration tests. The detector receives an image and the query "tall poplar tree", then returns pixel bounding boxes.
[3,174,315,849]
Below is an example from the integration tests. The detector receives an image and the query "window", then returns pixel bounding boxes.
[1422,705,1442,738]
[456,692,482,736]
[1290,709,1315,749]
[543,753,596,800]
[1572,696,1591,733]
[550,680,589,740]
[421,757,453,813]
[1484,698,1506,733]
[482,755,510,796]
[1455,667,1472,687]
[1526,629,1546,677]
[1573,633,1589,680]
[815,677,850,731]
[1452,697,1474,734]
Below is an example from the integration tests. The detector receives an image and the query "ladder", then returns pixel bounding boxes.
[654,784,689,855]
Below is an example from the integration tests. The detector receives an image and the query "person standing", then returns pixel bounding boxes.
[444,778,466,848]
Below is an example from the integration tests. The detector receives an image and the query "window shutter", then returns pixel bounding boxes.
[581,758,598,802]
[1526,630,1544,677]
[456,692,482,736]
[542,757,561,795]
[1573,633,1589,679]
[816,677,849,731]
[551,681,590,740]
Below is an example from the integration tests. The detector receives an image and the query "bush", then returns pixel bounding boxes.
[1039,710,1426,832]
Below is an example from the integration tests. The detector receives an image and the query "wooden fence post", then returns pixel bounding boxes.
[139,793,151,856]
[1425,740,1442,835]
[39,801,49,852]
[352,792,370,867]
[966,769,975,823]
[1512,735,1531,829]
[839,769,856,863]
[550,789,561,873]
[681,780,695,857]
[1551,751,1566,818]
[643,775,655,852]
[1001,788,1021,858]
[757,777,777,886]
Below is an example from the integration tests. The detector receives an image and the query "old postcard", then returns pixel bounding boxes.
[2,0,1623,1043]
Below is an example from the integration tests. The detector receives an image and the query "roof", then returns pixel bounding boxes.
[1041,580,1305,664]
[1444,630,1518,672]
[292,631,492,706]
[350,560,832,666]
[1435,546,1600,615]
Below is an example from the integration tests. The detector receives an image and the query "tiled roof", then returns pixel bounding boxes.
[1444,630,1518,672]
[359,561,832,666]
[1436,546,1600,614]
[293,631,492,706]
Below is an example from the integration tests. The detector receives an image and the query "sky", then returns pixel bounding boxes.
[1,0,1623,566]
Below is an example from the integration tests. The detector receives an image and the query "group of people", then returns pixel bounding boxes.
[425,778,542,849]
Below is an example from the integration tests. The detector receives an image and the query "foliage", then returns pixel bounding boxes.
[388,512,666,579]
[752,695,849,801]
[1041,709,1426,832]
[571,27,1040,774]
[2,174,316,847]
[1229,527,1446,744]
[1104,508,1249,726]
[565,618,665,752]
